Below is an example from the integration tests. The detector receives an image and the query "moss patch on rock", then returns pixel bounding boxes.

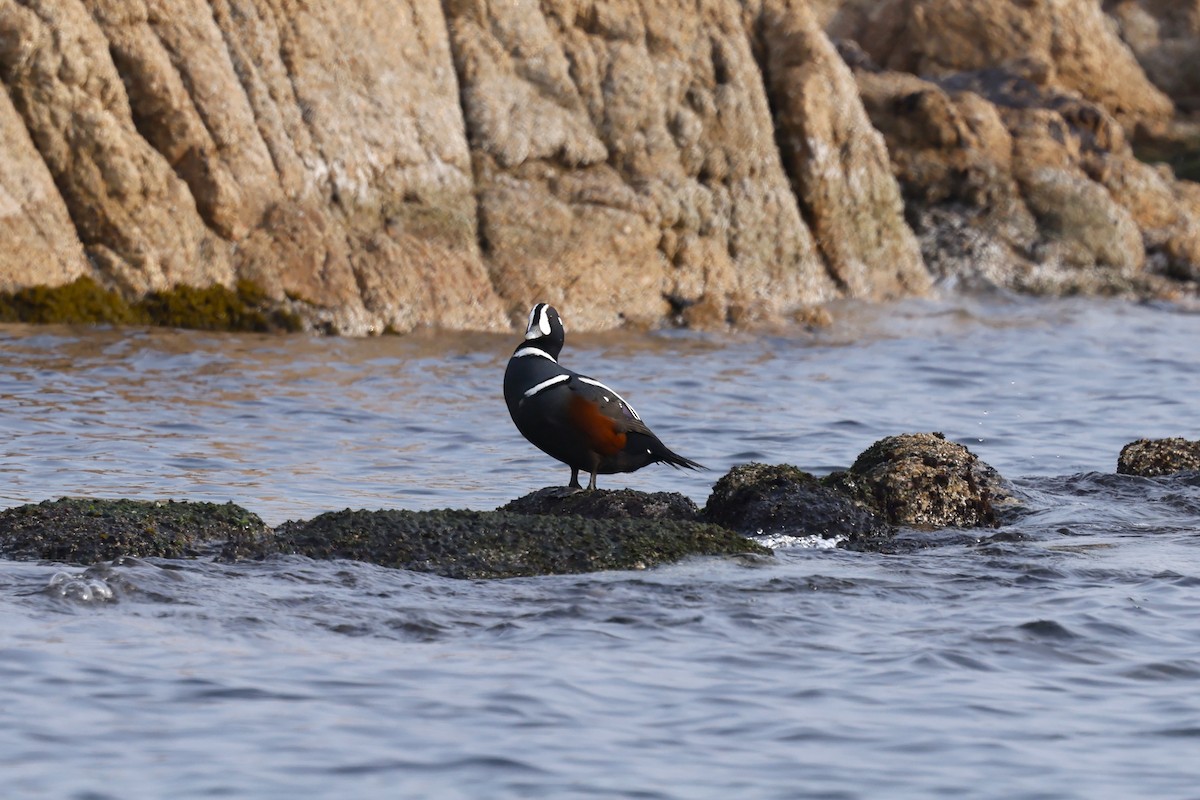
[0,498,271,564]
[0,276,302,332]
[274,508,769,579]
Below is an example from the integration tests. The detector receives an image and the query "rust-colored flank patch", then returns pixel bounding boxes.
[567,393,627,456]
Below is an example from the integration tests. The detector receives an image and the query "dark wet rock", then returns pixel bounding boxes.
[274,508,769,580]
[828,433,1018,529]
[1117,438,1200,477]
[0,498,271,564]
[499,487,701,522]
[702,463,890,544]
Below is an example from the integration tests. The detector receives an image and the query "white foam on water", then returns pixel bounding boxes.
[755,531,846,549]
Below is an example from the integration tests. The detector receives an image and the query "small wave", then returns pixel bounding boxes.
[755,531,845,549]
[45,569,115,603]
[1122,660,1200,681]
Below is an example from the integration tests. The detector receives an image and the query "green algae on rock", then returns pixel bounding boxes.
[499,487,702,522]
[829,433,1018,529]
[0,276,141,325]
[137,280,303,332]
[0,276,302,332]
[0,498,271,564]
[1117,437,1200,477]
[703,462,890,544]
[274,508,770,579]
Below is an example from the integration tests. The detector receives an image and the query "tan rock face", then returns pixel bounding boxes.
[0,0,505,334]
[833,0,1175,130]
[0,0,232,292]
[4,0,1200,332]
[750,0,930,300]
[448,0,840,329]
[1106,0,1200,112]
[0,86,90,290]
[842,34,1200,294]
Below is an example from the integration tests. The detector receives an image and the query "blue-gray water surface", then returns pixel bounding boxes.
[1,295,1198,798]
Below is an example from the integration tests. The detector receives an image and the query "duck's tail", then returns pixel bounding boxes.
[655,444,706,471]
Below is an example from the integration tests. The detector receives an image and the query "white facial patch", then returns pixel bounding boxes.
[578,376,641,420]
[525,304,553,340]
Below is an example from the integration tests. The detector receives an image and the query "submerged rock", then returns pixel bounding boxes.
[829,433,1016,529]
[499,487,701,522]
[1117,438,1200,477]
[0,498,270,564]
[702,463,889,544]
[274,508,768,580]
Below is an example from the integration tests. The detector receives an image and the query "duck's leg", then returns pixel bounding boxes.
[587,469,598,491]
[569,467,582,489]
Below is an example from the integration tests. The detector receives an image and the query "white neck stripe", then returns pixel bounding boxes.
[513,346,557,362]
[523,374,570,399]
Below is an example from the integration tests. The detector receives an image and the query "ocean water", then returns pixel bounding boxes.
[1,295,1198,798]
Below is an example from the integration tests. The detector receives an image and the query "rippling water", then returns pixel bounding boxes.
[2,295,1199,798]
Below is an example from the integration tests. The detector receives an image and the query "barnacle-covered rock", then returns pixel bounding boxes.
[274,508,769,579]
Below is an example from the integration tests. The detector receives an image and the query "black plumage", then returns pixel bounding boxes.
[503,303,704,490]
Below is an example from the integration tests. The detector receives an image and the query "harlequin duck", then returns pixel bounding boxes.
[504,303,704,490]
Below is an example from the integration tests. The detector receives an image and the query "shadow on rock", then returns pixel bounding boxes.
[0,498,270,564]
[702,463,890,547]
[274,508,769,579]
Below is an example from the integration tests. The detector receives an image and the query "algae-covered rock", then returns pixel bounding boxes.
[136,280,303,332]
[275,508,769,579]
[499,488,701,522]
[1117,438,1200,477]
[0,498,271,564]
[703,463,889,543]
[0,276,141,325]
[829,433,1016,528]
[0,276,302,332]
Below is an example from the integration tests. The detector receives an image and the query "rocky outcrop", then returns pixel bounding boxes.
[0,0,504,335]
[0,498,269,562]
[1106,0,1200,114]
[273,508,769,579]
[448,0,851,329]
[0,494,769,577]
[702,462,889,542]
[747,0,930,300]
[841,40,1200,293]
[828,432,1017,528]
[2,0,1200,333]
[1117,437,1200,477]
[828,0,1174,130]
[0,85,91,291]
